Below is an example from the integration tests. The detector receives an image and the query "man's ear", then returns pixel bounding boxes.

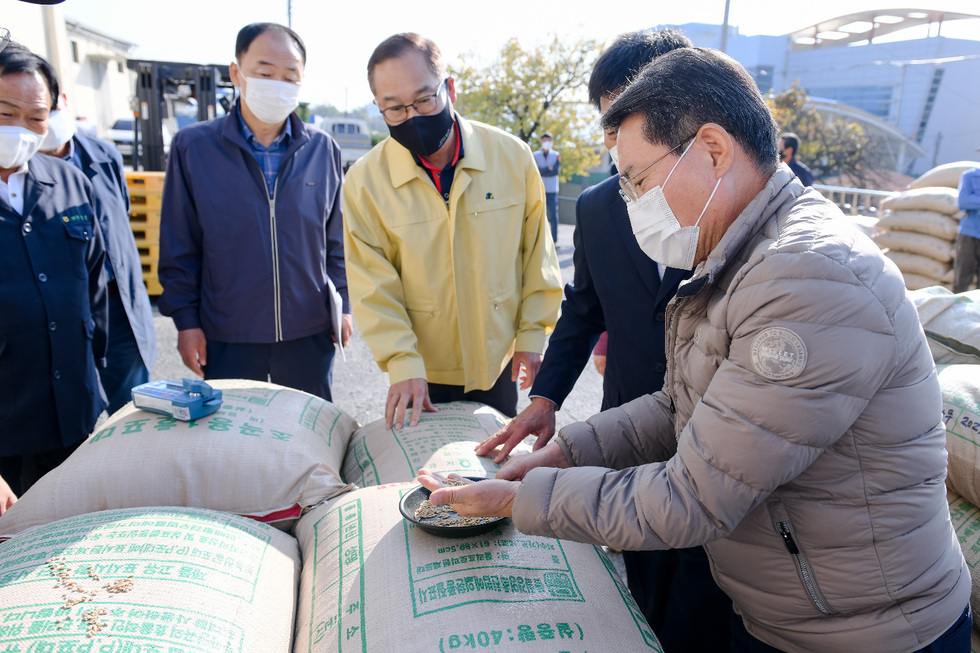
[697,123,735,179]
[446,77,457,104]
[229,62,242,89]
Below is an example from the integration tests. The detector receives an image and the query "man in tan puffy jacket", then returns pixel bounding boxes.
[420,47,971,652]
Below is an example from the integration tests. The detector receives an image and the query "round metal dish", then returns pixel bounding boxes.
[399,476,507,538]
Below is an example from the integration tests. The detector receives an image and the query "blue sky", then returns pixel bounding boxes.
[56,0,980,110]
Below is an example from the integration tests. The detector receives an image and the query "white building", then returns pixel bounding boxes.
[2,5,135,135]
[665,10,980,176]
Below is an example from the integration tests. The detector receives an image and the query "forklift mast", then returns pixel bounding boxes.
[127,59,233,171]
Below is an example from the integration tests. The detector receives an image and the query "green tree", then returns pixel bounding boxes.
[450,35,604,180]
[767,83,890,188]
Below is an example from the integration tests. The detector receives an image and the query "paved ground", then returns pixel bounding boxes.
[148,221,605,429]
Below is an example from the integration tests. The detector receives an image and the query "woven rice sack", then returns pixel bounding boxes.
[911,288,980,365]
[878,210,961,240]
[0,380,357,538]
[885,251,952,281]
[947,491,980,631]
[0,507,300,651]
[292,483,662,652]
[874,229,954,262]
[881,187,960,215]
[939,366,980,506]
[902,274,948,291]
[342,401,531,487]
[910,162,980,190]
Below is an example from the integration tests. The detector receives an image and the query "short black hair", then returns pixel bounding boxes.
[541,133,553,140]
[236,23,306,65]
[601,47,779,176]
[588,28,692,110]
[0,41,59,110]
[780,132,800,156]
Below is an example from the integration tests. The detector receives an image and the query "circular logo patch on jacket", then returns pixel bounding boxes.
[750,327,807,381]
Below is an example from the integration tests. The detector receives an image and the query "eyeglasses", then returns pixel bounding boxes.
[378,79,447,123]
[0,28,9,54]
[618,134,697,203]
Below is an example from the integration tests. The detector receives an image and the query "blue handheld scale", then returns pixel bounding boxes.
[131,379,223,421]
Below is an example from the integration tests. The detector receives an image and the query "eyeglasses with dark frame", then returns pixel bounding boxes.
[618,133,698,203]
[378,78,448,124]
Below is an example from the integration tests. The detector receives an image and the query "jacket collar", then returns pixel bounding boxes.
[221,101,308,154]
[683,167,800,292]
[387,114,487,189]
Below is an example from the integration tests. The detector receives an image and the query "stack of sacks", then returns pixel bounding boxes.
[875,185,962,291]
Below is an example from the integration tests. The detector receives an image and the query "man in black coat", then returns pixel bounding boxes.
[0,44,107,508]
[475,30,731,651]
[41,88,157,415]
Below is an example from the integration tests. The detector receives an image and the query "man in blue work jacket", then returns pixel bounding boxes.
[0,43,107,510]
[159,22,350,400]
[40,80,157,415]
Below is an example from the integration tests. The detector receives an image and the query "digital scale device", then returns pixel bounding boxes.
[131,379,223,421]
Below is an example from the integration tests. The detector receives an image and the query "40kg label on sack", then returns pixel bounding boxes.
[293,484,662,653]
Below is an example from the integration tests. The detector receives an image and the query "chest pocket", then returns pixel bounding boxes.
[63,217,94,280]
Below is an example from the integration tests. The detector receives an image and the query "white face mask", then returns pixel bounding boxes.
[242,77,301,124]
[625,137,722,270]
[0,125,43,169]
[608,144,620,169]
[541,140,552,152]
[40,108,76,151]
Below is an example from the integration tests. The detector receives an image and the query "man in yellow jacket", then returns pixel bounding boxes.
[344,32,562,430]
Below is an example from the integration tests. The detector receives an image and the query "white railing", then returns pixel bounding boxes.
[813,184,897,217]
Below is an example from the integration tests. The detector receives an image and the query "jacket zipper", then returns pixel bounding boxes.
[776,521,835,615]
[266,178,283,342]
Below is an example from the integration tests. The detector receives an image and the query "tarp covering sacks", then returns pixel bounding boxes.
[0,380,357,538]
[292,483,663,652]
[342,401,531,487]
[0,506,300,652]
[911,288,980,365]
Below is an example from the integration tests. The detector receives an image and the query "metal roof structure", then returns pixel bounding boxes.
[788,8,980,50]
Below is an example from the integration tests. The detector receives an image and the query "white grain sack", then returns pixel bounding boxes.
[292,483,663,653]
[884,251,952,282]
[912,288,980,365]
[910,162,980,190]
[873,230,955,262]
[878,210,961,241]
[0,506,300,652]
[939,366,980,507]
[880,187,960,215]
[342,401,531,487]
[0,380,357,538]
[947,491,980,631]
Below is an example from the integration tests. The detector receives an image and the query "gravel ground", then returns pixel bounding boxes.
[146,221,626,579]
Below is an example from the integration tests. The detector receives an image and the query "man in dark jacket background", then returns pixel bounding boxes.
[779,132,813,187]
[0,43,107,505]
[159,22,350,400]
[40,82,157,416]
[476,29,731,651]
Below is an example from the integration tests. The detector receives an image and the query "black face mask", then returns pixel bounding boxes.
[387,101,455,158]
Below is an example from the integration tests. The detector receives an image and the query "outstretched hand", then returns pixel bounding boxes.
[495,441,571,481]
[416,470,518,519]
[476,396,557,463]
